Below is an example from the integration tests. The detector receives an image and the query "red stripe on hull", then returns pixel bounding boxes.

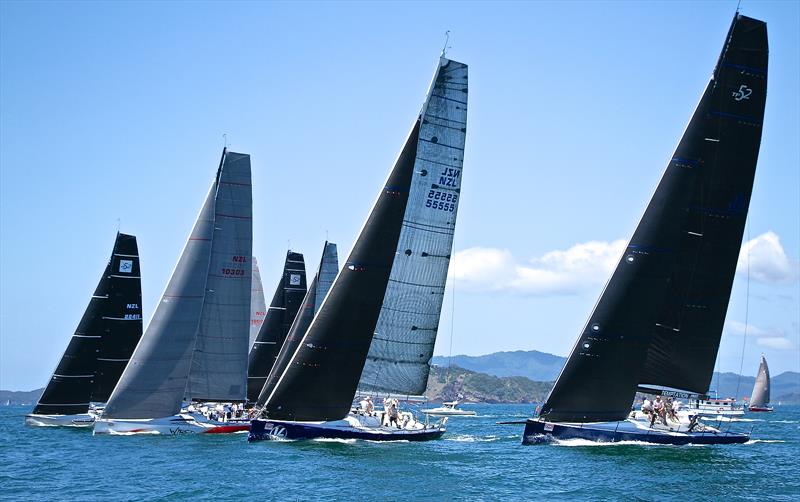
[203,424,250,434]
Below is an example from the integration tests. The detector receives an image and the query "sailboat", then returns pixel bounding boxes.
[248,257,267,349]
[748,355,772,412]
[94,148,253,435]
[249,56,467,442]
[246,251,307,403]
[26,232,143,427]
[523,14,767,446]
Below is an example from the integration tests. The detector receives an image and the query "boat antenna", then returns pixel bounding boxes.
[736,0,742,13]
[441,30,451,57]
[116,218,121,232]
[222,133,228,149]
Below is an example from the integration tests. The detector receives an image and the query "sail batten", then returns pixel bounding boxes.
[358,57,468,396]
[540,15,768,423]
[33,233,143,415]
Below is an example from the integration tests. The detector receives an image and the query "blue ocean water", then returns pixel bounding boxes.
[1,404,798,501]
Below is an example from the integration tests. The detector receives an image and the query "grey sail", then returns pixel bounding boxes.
[315,242,339,315]
[750,355,770,408]
[104,149,251,419]
[186,152,252,402]
[358,57,468,396]
[249,257,267,349]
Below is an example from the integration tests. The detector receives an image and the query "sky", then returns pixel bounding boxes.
[1,1,798,391]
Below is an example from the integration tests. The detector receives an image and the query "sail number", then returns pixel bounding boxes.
[222,268,245,276]
[732,84,752,102]
[426,190,457,212]
[232,256,247,263]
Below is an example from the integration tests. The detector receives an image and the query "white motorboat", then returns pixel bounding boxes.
[422,401,476,416]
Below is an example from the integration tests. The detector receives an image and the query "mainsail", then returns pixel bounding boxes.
[33,232,143,415]
[750,355,770,408]
[246,252,307,403]
[359,57,468,396]
[256,241,338,406]
[249,257,267,349]
[260,122,419,421]
[104,149,253,419]
[540,15,768,423]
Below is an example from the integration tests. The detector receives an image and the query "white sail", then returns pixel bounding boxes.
[103,150,252,419]
[187,152,253,402]
[358,57,468,396]
[249,257,267,349]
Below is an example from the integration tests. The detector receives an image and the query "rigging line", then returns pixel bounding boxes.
[447,271,455,369]
[735,220,751,400]
[441,30,450,58]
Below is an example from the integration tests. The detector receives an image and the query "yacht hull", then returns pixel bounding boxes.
[522,419,749,445]
[248,415,445,442]
[748,406,773,412]
[25,413,95,428]
[93,413,250,435]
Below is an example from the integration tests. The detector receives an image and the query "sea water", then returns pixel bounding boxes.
[1,404,798,500]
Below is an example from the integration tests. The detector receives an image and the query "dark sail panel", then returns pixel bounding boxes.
[638,15,767,394]
[246,252,307,402]
[33,232,143,415]
[262,121,419,420]
[540,15,767,423]
[256,242,338,406]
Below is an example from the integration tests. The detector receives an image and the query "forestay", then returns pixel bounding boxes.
[358,57,468,396]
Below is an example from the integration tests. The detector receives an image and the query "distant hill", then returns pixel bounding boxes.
[431,350,566,381]
[711,371,800,403]
[424,365,551,403]
[0,388,43,406]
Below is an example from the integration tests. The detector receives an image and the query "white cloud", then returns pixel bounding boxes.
[737,231,798,284]
[451,239,626,295]
[725,321,794,350]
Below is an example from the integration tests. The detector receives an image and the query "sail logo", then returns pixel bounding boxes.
[289,274,301,286]
[732,85,752,102]
[118,260,133,273]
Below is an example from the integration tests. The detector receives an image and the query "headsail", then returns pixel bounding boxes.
[750,355,770,407]
[104,149,253,419]
[359,57,468,396]
[540,15,768,423]
[33,232,143,415]
[261,122,420,421]
[256,242,338,406]
[246,252,307,403]
[249,257,267,349]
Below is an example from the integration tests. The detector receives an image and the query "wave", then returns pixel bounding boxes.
[702,417,764,423]
[770,420,798,424]
[312,438,357,444]
[745,439,786,444]
[446,434,503,442]
[552,438,667,447]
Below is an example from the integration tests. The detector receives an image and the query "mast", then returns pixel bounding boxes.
[358,57,468,396]
[246,251,307,403]
[540,15,768,423]
[33,232,143,415]
[260,120,420,421]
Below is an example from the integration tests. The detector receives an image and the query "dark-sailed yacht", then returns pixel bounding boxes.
[94,148,253,435]
[246,251,307,403]
[26,232,143,427]
[748,355,772,412]
[249,56,467,442]
[524,14,767,446]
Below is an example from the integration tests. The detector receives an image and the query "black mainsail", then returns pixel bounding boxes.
[540,14,768,423]
[256,241,338,407]
[246,251,307,403]
[260,122,420,421]
[33,232,143,415]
